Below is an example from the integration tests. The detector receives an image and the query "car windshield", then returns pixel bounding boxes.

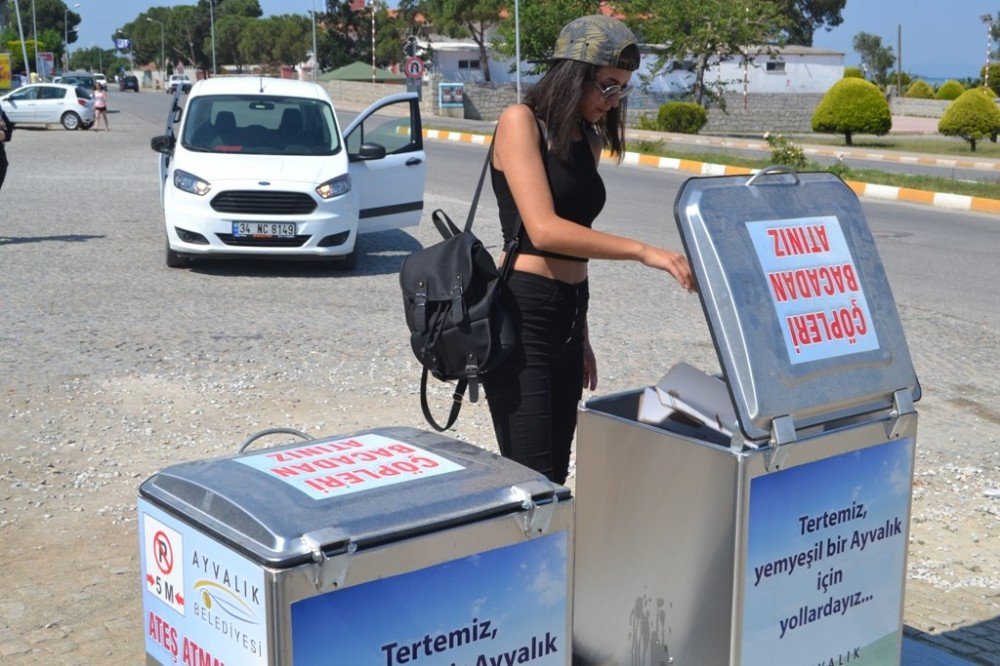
[75,86,93,99]
[181,94,341,156]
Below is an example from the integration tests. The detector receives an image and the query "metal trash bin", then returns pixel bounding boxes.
[139,426,573,665]
[572,168,920,665]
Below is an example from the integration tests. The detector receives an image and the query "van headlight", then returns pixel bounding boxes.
[173,169,211,196]
[316,174,351,200]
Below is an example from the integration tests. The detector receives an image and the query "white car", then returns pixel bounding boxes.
[150,77,426,269]
[0,83,95,130]
[94,73,108,88]
[166,74,192,94]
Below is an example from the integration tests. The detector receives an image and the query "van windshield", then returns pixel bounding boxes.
[181,95,342,156]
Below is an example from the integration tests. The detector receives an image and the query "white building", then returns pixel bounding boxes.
[427,38,843,95]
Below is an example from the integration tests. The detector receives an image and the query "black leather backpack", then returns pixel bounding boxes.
[399,143,521,431]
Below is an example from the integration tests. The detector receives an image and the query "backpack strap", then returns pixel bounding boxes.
[420,367,468,432]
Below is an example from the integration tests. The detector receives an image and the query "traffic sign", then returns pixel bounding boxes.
[404,56,425,79]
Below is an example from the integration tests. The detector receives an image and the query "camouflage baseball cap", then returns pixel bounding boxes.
[552,15,640,72]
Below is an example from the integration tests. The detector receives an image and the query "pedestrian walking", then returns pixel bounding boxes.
[0,106,13,192]
[94,82,110,131]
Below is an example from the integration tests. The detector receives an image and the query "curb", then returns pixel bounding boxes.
[422,129,1000,215]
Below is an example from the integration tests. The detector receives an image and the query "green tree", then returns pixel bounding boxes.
[619,0,789,106]
[318,0,366,69]
[811,77,891,145]
[267,14,311,67]
[938,88,1000,151]
[842,65,862,78]
[772,0,845,46]
[493,0,600,74]
[851,31,894,88]
[423,0,504,82]
[905,79,933,99]
[935,79,964,101]
[12,0,80,45]
[980,63,1000,97]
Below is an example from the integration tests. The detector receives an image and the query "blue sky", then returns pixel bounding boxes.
[69,1,997,80]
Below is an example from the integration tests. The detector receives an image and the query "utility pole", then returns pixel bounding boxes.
[982,15,995,93]
[896,24,902,98]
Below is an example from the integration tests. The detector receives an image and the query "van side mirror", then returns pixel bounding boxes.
[357,142,387,160]
[151,134,176,154]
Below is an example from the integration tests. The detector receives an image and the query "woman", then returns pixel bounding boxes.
[482,15,695,484]
[93,82,109,131]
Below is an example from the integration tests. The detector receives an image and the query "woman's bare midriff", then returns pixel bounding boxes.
[500,252,589,285]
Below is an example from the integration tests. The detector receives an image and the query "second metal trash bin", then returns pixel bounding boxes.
[139,426,573,665]
[572,169,920,665]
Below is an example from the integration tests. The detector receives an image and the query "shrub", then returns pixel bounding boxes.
[655,102,708,134]
[843,66,864,79]
[905,80,934,99]
[938,88,1000,151]
[811,78,892,146]
[764,132,807,169]
[935,80,965,101]
[981,63,1000,97]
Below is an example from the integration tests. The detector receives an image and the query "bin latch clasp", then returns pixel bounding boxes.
[302,528,353,592]
[887,388,916,440]
[510,482,558,537]
[765,415,796,472]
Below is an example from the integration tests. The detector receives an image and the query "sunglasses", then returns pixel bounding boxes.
[594,80,631,100]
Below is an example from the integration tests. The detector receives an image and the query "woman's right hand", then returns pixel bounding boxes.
[640,245,696,292]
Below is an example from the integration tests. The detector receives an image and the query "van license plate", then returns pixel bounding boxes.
[233,222,296,238]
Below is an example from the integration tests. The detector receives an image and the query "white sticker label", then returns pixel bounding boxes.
[143,514,186,616]
[235,433,465,499]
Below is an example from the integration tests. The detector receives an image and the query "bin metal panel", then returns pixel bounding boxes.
[139,426,568,567]
[573,391,917,665]
[140,426,574,665]
[673,172,919,441]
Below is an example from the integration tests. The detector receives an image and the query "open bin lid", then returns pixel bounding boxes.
[139,426,568,568]
[673,168,920,442]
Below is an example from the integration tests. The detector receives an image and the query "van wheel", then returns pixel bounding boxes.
[61,112,81,130]
[331,249,357,271]
[166,240,188,268]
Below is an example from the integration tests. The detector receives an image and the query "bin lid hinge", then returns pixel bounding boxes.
[510,482,559,537]
[765,415,796,472]
[302,528,354,592]
[886,388,916,440]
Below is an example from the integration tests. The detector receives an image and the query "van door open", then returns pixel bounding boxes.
[344,93,426,234]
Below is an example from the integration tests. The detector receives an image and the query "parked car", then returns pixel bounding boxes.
[56,71,97,90]
[150,77,426,268]
[166,74,192,94]
[120,75,140,92]
[0,83,95,130]
[94,73,108,88]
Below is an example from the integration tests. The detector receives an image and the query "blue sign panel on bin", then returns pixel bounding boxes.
[291,532,568,664]
[740,438,913,664]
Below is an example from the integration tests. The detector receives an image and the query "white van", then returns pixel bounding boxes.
[150,77,426,269]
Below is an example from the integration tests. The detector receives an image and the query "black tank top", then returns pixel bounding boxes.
[491,124,606,262]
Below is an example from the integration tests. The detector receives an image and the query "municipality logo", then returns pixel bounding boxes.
[194,580,258,624]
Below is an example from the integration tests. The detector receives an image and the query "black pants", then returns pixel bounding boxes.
[482,270,589,484]
[0,147,7,192]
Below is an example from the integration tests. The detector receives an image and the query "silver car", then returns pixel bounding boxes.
[0,83,95,130]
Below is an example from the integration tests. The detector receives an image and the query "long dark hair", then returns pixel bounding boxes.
[525,59,628,163]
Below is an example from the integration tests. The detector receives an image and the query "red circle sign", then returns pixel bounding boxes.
[404,56,425,79]
[153,530,174,575]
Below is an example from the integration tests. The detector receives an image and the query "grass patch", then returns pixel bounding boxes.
[628,140,1000,200]
[784,135,1000,158]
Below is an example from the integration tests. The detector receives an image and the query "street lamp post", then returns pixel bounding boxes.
[311,0,318,82]
[982,14,995,93]
[369,0,376,83]
[147,17,165,87]
[65,3,81,71]
[209,0,217,75]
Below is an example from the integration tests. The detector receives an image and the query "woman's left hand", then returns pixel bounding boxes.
[583,338,598,391]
